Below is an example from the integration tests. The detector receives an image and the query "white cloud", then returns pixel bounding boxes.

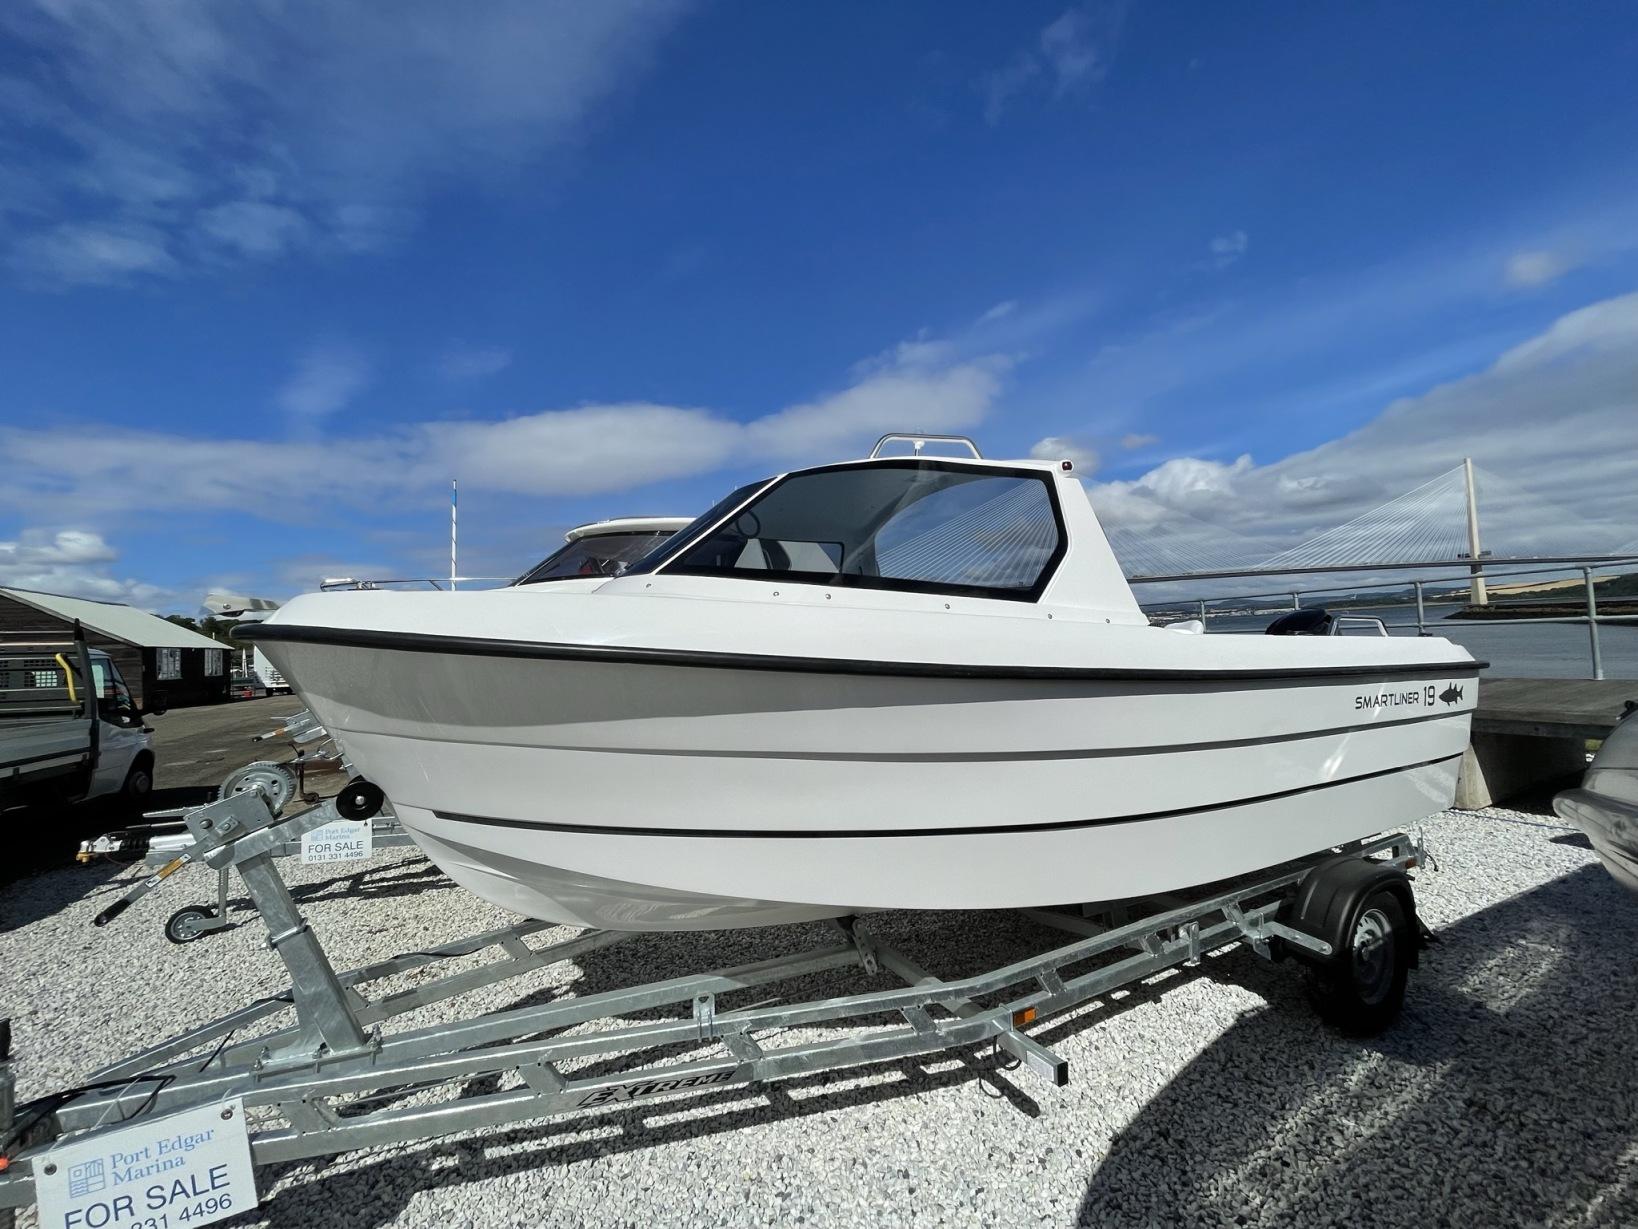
[1208,230,1248,269]
[0,341,1009,517]
[276,345,372,424]
[1030,436,1100,474]
[746,354,1005,462]
[1039,6,1120,93]
[0,528,169,605]
[1091,290,1638,564]
[438,344,514,381]
[9,221,176,285]
[1505,249,1573,288]
[1129,453,1253,510]
[197,201,309,259]
[981,55,1041,127]
[981,4,1126,125]
[0,0,690,283]
[1120,432,1158,450]
[420,404,741,496]
[978,299,1019,324]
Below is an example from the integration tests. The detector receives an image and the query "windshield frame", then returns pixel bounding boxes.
[650,459,1067,603]
[620,478,779,578]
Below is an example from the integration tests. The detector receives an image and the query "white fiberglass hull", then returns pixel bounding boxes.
[388,758,1460,929]
[1554,710,1638,893]
[252,602,1478,930]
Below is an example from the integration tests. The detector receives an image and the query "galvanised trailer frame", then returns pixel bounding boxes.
[0,785,1426,1224]
[76,709,416,943]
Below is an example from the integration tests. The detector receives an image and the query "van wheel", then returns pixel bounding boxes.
[119,758,154,809]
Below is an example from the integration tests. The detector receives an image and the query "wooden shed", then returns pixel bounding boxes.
[0,588,230,708]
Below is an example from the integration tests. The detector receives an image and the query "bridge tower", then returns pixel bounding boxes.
[1463,456,1488,606]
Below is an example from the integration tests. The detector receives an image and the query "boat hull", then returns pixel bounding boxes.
[1553,709,1638,893]
[260,637,1476,930]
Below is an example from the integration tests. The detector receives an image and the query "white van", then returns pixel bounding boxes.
[1,640,160,812]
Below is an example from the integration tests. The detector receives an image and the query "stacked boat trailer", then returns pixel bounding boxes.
[0,777,1430,1225]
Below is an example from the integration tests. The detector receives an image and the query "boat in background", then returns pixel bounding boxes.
[513,516,693,588]
[242,435,1482,931]
[1554,703,1638,892]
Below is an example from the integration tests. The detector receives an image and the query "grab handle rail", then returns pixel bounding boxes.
[1329,615,1390,637]
[870,433,983,459]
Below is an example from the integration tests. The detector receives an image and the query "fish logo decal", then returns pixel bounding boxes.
[1439,684,1464,706]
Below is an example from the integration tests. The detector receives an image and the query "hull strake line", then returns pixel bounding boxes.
[239,623,1487,683]
[376,707,1469,761]
[432,751,1464,840]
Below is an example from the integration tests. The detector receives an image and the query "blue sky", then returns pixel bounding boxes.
[1,1,1636,608]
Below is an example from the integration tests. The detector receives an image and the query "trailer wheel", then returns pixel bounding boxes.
[165,905,217,944]
[218,761,298,817]
[1308,888,1412,1036]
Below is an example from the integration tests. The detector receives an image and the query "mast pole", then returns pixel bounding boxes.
[450,479,458,592]
[1463,457,1487,606]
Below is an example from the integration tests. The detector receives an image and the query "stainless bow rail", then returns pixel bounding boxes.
[0,786,1426,1221]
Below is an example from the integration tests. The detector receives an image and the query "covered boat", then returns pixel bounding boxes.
[1554,703,1638,892]
[240,437,1481,931]
[512,516,693,588]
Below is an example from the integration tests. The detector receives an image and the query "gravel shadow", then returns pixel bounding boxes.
[1076,863,1638,1226]
[0,856,127,931]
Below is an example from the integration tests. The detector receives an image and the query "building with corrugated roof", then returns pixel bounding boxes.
[0,588,230,707]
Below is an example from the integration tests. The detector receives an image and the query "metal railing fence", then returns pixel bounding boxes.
[1132,554,1638,681]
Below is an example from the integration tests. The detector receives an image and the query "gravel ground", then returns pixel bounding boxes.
[3,804,1635,1227]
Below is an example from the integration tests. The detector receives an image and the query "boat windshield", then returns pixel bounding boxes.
[515,530,679,585]
[654,460,1063,601]
[623,480,775,577]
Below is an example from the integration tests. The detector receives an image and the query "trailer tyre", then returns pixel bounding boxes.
[1308,888,1412,1036]
[165,905,216,944]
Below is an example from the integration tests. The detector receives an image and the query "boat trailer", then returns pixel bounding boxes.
[75,708,416,943]
[0,784,1429,1226]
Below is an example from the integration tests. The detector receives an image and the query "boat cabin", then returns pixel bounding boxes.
[622,436,1144,622]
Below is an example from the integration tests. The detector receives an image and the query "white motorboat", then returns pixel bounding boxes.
[241,436,1482,931]
[1554,703,1638,892]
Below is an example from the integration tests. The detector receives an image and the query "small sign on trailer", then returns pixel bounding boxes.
[300,817,373,864]
[33,1099,256,1229]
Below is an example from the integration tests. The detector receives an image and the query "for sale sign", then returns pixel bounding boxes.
[300,817,373,864]
[34,1098,257,1229]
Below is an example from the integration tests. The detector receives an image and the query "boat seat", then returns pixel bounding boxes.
[1265,608,1334,636]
